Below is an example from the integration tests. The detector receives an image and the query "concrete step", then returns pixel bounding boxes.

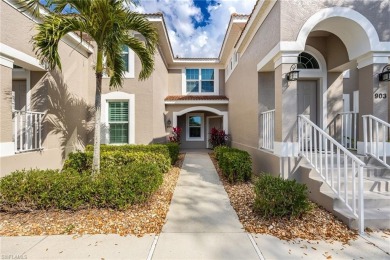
[293,161,390,230]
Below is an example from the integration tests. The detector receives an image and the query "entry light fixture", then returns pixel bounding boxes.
[379,64,390,82]
[287,64,300,81]
[166,119,172,127]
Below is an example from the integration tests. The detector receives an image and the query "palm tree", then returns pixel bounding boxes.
[18,0,158,173]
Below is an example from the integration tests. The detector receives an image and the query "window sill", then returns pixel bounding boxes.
[186,138,204,142]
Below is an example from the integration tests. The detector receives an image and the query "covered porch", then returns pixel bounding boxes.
[165,96,228,149]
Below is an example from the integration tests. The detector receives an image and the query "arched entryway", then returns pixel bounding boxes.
[172,106,228,149]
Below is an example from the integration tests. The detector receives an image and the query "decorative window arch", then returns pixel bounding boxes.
[297,52,319,69]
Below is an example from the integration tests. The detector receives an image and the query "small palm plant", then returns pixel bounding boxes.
[18,0,158,174]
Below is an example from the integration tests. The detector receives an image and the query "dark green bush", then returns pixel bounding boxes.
[91,163,163,209]
[214,146,231,161]
[86,144,172,164]
[165,143,179,164]
[219,149,252,183]
[0,169,91,210]
[0,163,163,211]
[254,175,311,218]
[64,150,170,173]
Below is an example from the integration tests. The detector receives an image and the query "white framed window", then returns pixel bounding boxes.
[101,92,135,144]
[182,68,219,95]
[108,101,129,144]
[186,113,204,141]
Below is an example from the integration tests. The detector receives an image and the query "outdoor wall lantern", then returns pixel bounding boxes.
[287,64,300,81]
[166,119,172,127]
[379,64,390,82]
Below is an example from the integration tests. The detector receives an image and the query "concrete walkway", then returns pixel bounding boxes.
[1,151,390,259]
[150,151,261,259]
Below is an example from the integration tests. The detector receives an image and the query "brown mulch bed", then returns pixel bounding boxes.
[0,154,185,237]
[209,153,358,243]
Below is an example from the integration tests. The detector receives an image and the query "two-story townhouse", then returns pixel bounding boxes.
[1,0,390,230]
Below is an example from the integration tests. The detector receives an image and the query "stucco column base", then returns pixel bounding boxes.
[274,63,299,157]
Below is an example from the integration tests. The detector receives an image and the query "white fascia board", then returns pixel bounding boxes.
[257,41,305,71]
[164,100,229,105]
[172,59,220,64]
[0,43,45,71]
[356,52,390,69]
[0,55,14,68]
[218,17,248,61]
[236,0,277,54]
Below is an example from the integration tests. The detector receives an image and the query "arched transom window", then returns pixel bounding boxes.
[297,52,320,69]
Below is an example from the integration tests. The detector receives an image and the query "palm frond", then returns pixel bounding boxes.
[32,14,87,70]
[123,36,155,81]
[16,0,52,18]
[123,11,159,52]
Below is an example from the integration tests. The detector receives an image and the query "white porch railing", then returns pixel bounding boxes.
[339,112,358,150]
[298,115,365,234]
[13,110,44,153]
[261,109,275,151]
[363,115,390,169]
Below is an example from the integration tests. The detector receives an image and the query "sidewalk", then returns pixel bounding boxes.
[150,151,261,259]
[1,151,390,259]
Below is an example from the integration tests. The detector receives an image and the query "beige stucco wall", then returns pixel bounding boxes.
[152,48,169,143]
[0,1,94,176]
[280,0,390,42]
[168,69,182,95]
[1,1,36,57]
[226,2,281,150]
[224,1,281,174]
[0,66,13,143]
[100,47,169,144]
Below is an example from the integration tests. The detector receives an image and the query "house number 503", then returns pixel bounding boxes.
[374,93,387,99]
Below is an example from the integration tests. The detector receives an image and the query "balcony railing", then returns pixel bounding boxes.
[363,115,390,169]
[298,115,366,234]
[13,110,44,153]
[260,109,275,151]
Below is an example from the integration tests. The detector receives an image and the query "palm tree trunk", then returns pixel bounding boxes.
[92,72,102,174]
[92,50,103,174]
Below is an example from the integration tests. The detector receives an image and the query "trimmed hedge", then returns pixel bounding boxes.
[214,146,252,183]
[0,163,163,211]
[219,149,252,183]
[254,175,311,218]
[165,143,180,164]
[85,143,179,164]
[63,150,170,173]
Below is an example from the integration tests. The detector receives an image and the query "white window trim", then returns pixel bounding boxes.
[102,48,135,79]
[186,113,204,141]
[101,92,135,144]
[182,68,219,95]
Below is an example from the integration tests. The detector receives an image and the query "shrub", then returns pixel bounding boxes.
[86,144,171,163]
[253,175,311,218]
[0,169,91,210]
[0,163,163,211]
[92,162,163,209]
[209,127,230,148]
[214,146,231,161]
[165,143,180,164]
[64,150,170,173]
[219,149,252,183]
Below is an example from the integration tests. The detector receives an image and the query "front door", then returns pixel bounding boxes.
[298,80,317,123]
[298,81,318,150]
